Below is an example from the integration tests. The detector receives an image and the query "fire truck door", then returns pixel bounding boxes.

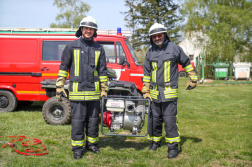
[114,41,130,81]
[39,40,72,100]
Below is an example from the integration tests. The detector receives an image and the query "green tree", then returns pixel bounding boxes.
[122,0,182,50]
[121,0,139,50]
[180,0,252,62]
[50,0,91,28]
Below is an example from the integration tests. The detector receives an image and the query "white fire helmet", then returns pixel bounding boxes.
[149,23,167,36]
[75,16,98,37]
[79,16,98,30]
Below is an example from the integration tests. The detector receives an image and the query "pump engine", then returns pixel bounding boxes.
[103,99,147,134]
[101,80,150,136]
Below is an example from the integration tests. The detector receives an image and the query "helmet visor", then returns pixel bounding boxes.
[81,22,97,29]
[149,28,166,36]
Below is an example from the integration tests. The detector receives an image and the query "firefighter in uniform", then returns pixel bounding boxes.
[142,23,198,159]
[56,16,108,159]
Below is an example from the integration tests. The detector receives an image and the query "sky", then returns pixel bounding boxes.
[0,0,130,31]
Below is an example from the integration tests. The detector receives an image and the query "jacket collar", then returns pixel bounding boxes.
[80,36,94,45]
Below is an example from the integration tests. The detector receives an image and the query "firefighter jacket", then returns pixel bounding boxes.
[57,37,108,101]
[143,40,194,103]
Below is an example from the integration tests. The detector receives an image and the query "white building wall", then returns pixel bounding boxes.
[178,31,208,63]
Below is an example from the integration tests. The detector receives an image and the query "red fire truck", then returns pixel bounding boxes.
[0,28,144,112]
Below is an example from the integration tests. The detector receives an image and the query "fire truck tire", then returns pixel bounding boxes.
[179,71,187,77]
[42,96,71,125]
[0,90,18,112]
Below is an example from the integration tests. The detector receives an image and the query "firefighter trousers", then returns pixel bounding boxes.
[148,101,180,150]
[71,101,100,152]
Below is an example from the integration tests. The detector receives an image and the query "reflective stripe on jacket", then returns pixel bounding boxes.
[57,37,108,101]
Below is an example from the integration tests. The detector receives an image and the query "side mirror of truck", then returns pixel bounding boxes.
[118,56,127,65]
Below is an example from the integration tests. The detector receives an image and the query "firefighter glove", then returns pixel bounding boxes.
[100,82,108,98]
[186,71,198,90]
[142,82,152,101]
[56,77,67,100]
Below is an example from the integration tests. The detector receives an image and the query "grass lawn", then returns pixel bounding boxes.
[0,78,251,167]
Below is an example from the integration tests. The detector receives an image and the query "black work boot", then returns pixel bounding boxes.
[167,143,179,159]
[149,142,160,151]
[167,142,179,159]
[168,149,178,159]
[149,141,153,150]
[73,151,83,159]
[87,145,100,153]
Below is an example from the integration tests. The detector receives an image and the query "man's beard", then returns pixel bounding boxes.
[153,36,165,46]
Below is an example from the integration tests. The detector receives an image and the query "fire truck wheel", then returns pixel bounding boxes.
[179,71,187,77]
[42,96,71,125]
[0,90,18,112]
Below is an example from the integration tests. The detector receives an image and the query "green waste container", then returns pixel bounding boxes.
[212,63,229,80]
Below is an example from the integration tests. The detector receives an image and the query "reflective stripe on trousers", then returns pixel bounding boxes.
[71,101,100,152]
[87,136,99,143]
[148,135,161,142]
[148,101,180,143]
[71,140,84,146]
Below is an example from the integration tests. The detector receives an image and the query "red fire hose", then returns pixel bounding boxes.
[0,136,49,156]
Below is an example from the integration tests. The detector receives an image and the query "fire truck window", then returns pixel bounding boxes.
[42,41,71,61]
[98,41,115,64]
[116,42,126,65]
